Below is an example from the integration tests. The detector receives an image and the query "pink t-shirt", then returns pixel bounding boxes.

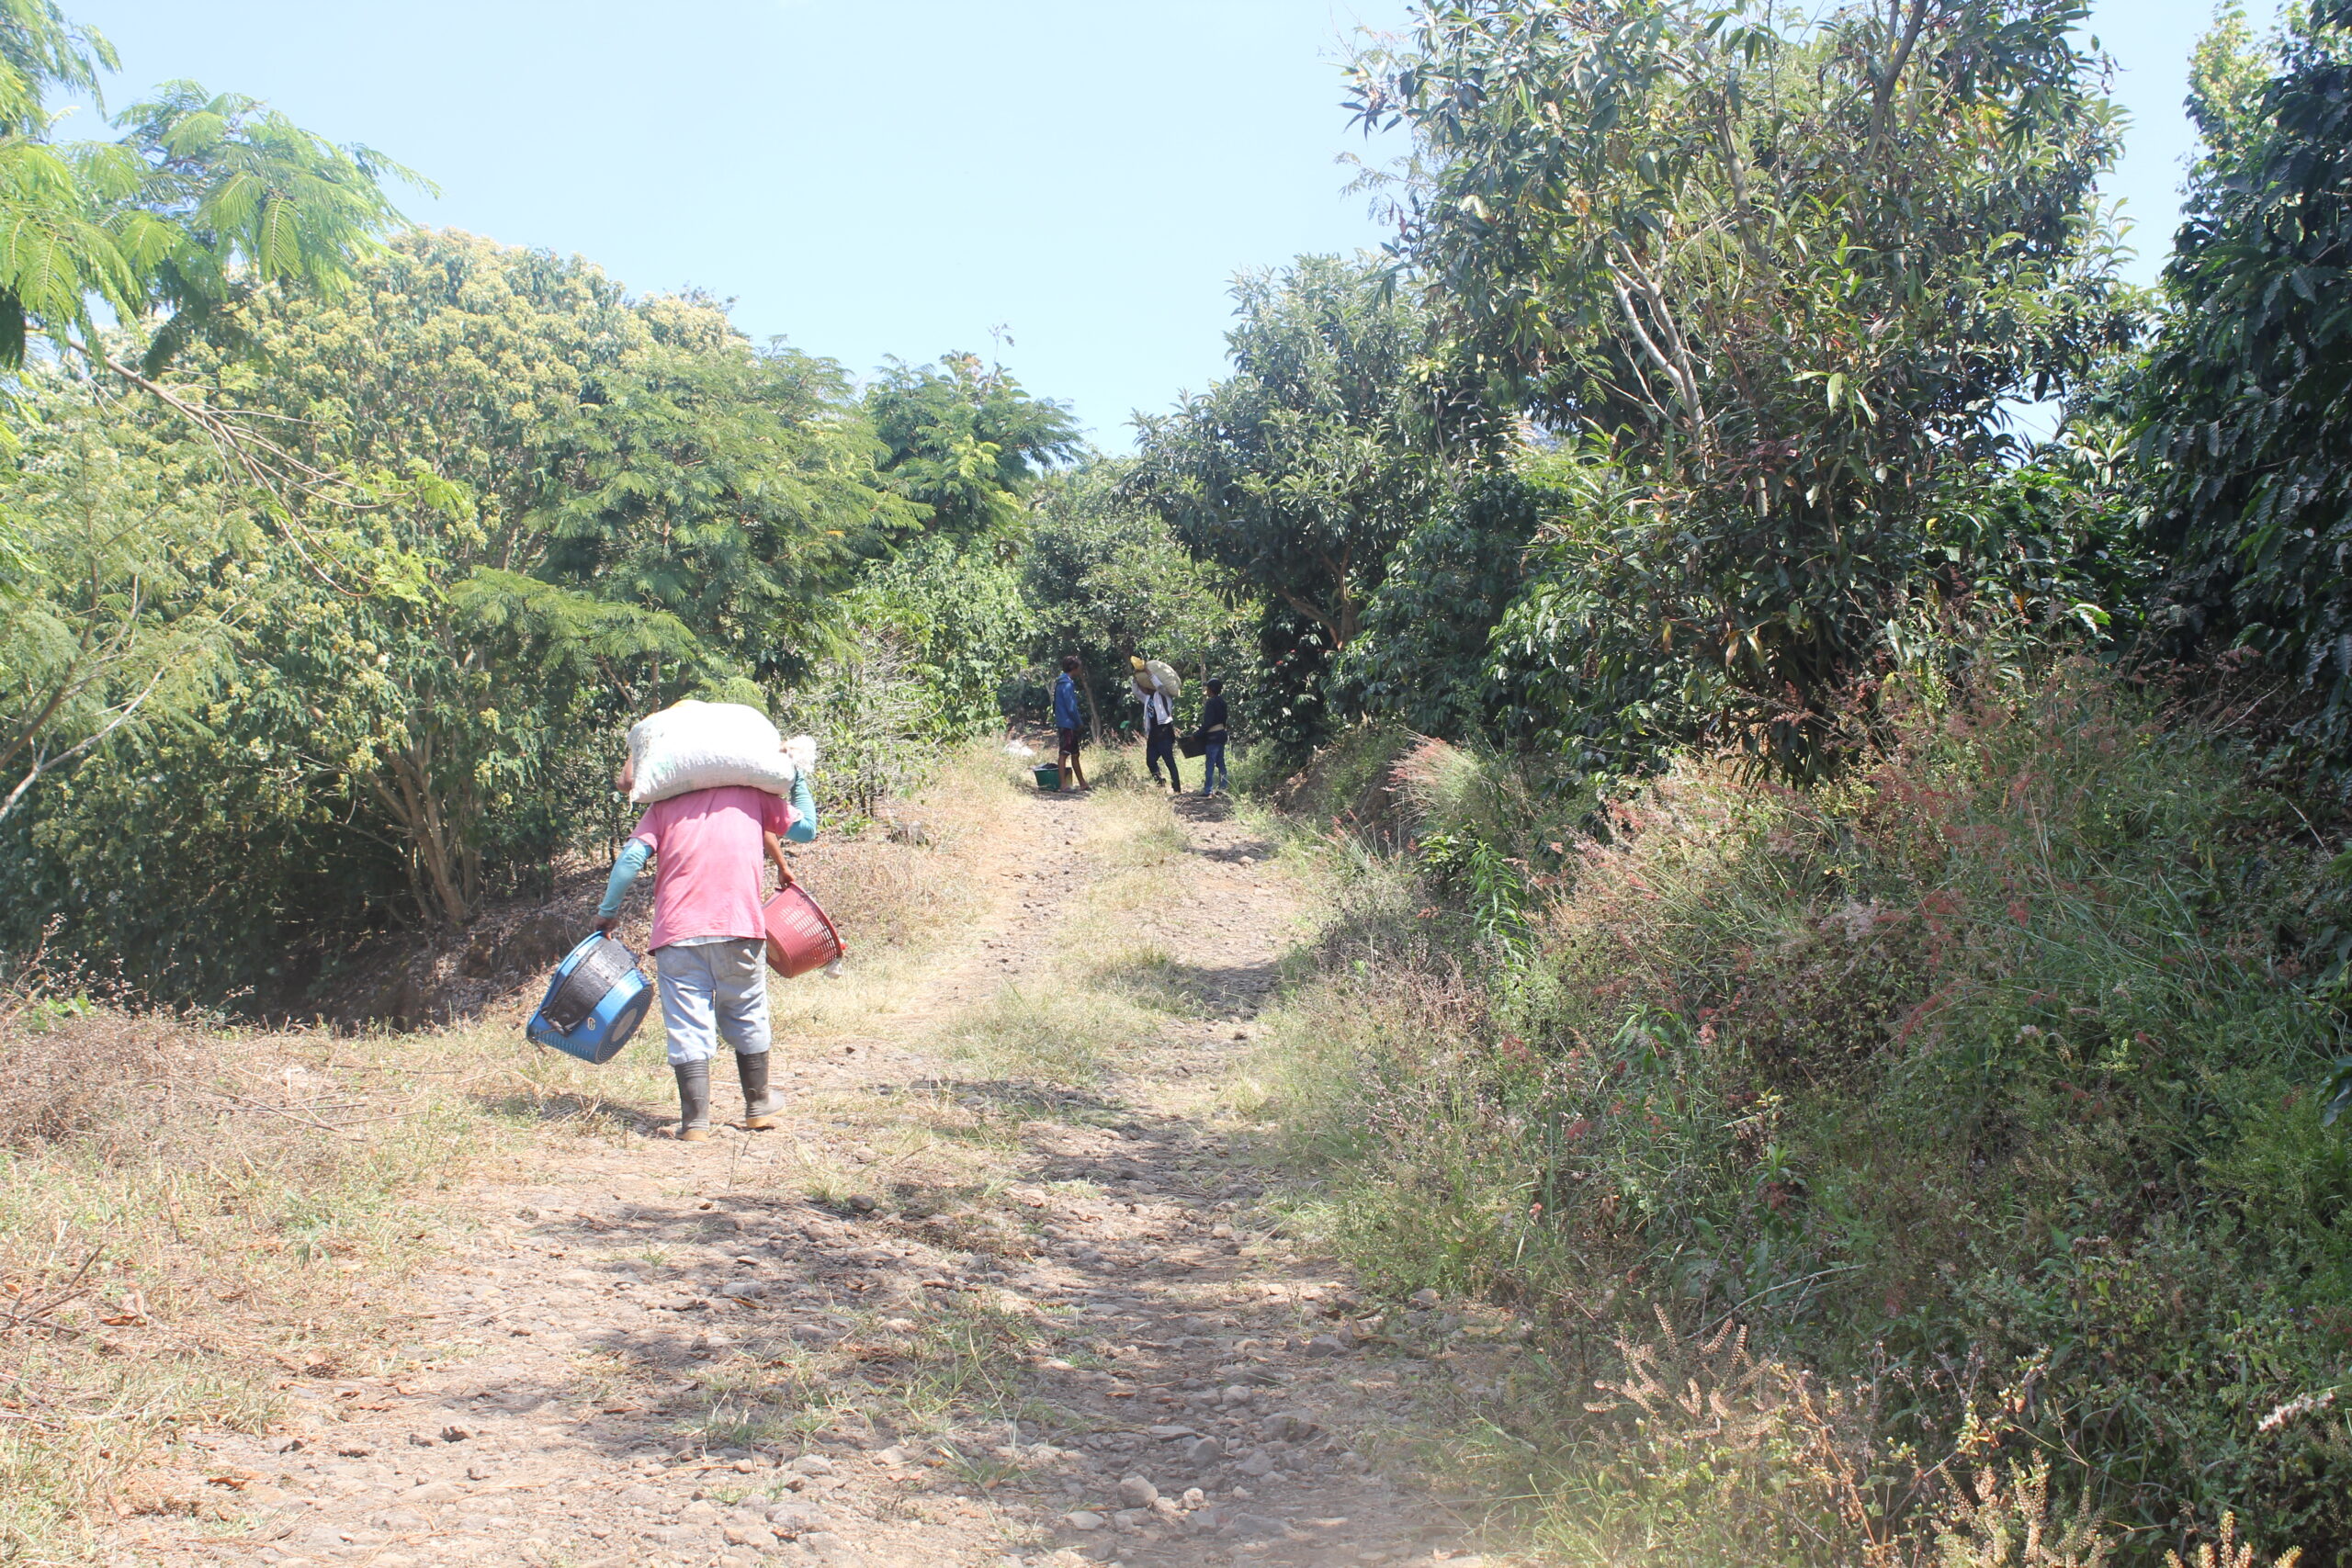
[628,786,797,951]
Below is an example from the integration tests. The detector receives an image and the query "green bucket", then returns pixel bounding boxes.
[1033,763,1063,791]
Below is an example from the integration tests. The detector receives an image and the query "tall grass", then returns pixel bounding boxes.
[1256,667,2349,1565]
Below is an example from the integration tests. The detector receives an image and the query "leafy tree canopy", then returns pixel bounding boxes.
[1338,464,1551,739]
[0,386,233,822]
[864,351,1080,545]
[1128,254,1459,668]
[0,0,419,382]
[44,230,914,931]
[1351,0,2132,774]
[1023,460,1245,735]
[838,532,1031,741]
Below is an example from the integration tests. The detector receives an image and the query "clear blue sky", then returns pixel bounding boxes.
[74,0,2259,448]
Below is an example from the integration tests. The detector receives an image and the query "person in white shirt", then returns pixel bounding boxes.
[1131,658,1183,792]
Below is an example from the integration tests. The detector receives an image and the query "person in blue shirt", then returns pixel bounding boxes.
[1052,655,1089,791]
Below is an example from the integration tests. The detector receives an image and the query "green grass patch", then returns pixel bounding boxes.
[935,980,1158,1087]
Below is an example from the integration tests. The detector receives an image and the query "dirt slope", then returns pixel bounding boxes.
[141,784,1502,1568]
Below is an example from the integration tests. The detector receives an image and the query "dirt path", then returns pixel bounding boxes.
[150,784,1494,1568]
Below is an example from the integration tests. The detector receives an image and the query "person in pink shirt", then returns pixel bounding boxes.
[596,767,818,1141]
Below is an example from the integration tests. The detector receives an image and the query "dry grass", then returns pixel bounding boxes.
[0,999,208,1147]
[0,1004,480,1558]
[1057,752,1188,919]
[1084,943,1221,1018]
[763,743,1028,1047]
[927,750,1197,1089]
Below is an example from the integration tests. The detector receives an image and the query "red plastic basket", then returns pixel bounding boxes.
[762,877,844,978]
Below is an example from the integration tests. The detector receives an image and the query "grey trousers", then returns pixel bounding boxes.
[653,939,770,1066]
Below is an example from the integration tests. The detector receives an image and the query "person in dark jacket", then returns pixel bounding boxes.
[1051,655,1088,790]
[1196,679,1229,795]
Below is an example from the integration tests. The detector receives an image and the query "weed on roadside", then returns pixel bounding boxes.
[1087,944,1223,1018]
[662,1291,1047,1456]
[934,981,1154,1087]
[1252,669,2352,1563]
[899,1292,1043,1420]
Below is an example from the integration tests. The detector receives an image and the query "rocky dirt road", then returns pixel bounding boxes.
[147,783,1503,1568]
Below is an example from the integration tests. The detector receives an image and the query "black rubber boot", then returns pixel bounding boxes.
[673,1061,711,1142]
[736,1050,783,1130]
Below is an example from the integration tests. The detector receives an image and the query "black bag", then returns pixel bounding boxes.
[1179,733,1208,759]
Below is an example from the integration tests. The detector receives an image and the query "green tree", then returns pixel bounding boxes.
[537,293,908,688]
[223,234,910,925]
[0,389,409,995]
[0,387,233,820]
[1129,254,1488,750]
[1339,464,1551,739]
[2133,0,2352,784]
[1352,0,2132,774]
[0,1,417,398]
[1129,255,1447,657]
[1023,461,1244,739]
[864,351,1081,545]
[837,531,1031,739]
[829,354,1082,740]
[0,0,417,818]
[12,231,910,935]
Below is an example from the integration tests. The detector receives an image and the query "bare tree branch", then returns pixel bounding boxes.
[1609,253,1705,437]
[0,663,169,825]
[1870,0,1934,153]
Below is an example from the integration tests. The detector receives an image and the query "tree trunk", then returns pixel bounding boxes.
[373,731,477,929]
[1080,671,1103,746]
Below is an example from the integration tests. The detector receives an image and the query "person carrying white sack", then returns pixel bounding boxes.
[595,704,820,1142]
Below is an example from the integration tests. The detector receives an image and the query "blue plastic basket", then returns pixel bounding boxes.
[526,933,654,1065]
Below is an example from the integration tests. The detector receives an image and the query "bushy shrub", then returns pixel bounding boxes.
[1341,466,1550,739]
[839,534,1030,740]
[776,630,932,824]
[2136,1,2352,791]
[1267,666,2352,1562]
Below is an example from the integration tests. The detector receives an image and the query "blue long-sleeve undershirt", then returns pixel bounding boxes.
[597,774,817,918]
[782,773,819,844]
[597,837,652,919]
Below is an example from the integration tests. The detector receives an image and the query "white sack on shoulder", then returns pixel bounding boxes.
[628,700,797,805]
